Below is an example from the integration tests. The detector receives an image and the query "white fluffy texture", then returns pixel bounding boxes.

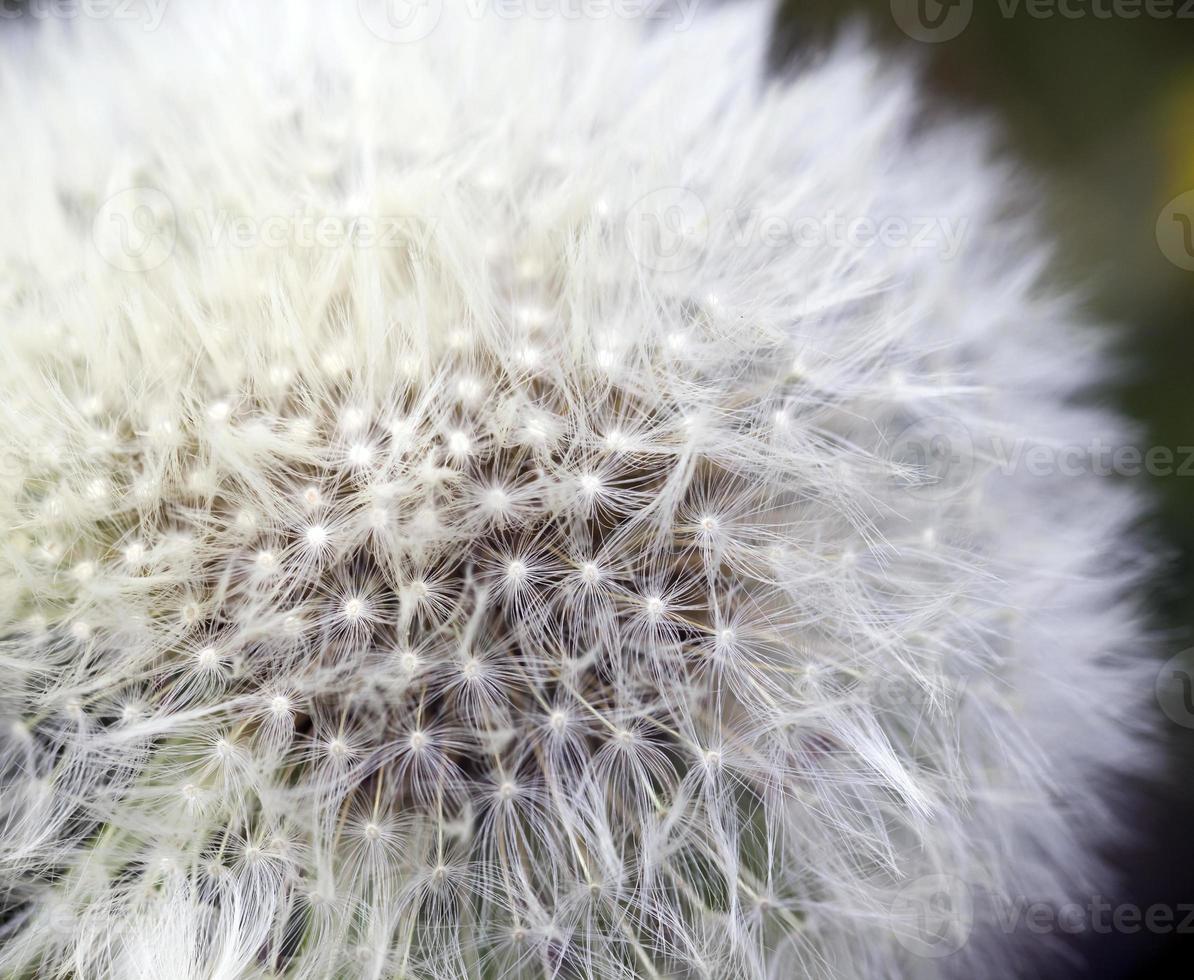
[0,3,1150,978]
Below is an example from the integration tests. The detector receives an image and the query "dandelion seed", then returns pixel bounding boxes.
[446,430,472,461]
[396,648,419,674]
[346,443,375,469]
[482,486,510,514]
[268,694,292,719]
[578,472,603,499]
[303,523,331,551]
[195,646,220,670]
[602,429,628,453]
[388,417,417,450]
[339,407,368,434]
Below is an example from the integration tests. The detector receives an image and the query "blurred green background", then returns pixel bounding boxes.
[773,3,1194,976]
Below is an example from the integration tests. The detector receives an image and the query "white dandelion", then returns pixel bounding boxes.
[0,2,1152,979]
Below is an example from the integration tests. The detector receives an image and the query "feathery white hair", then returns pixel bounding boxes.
[0,2,1151,978]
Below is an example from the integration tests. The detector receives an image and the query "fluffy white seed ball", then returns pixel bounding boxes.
[0,3,1150,979]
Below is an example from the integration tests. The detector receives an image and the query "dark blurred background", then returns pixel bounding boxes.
[773,2,1194,977]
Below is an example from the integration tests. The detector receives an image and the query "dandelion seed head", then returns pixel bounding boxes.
[0,5,1151,979]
